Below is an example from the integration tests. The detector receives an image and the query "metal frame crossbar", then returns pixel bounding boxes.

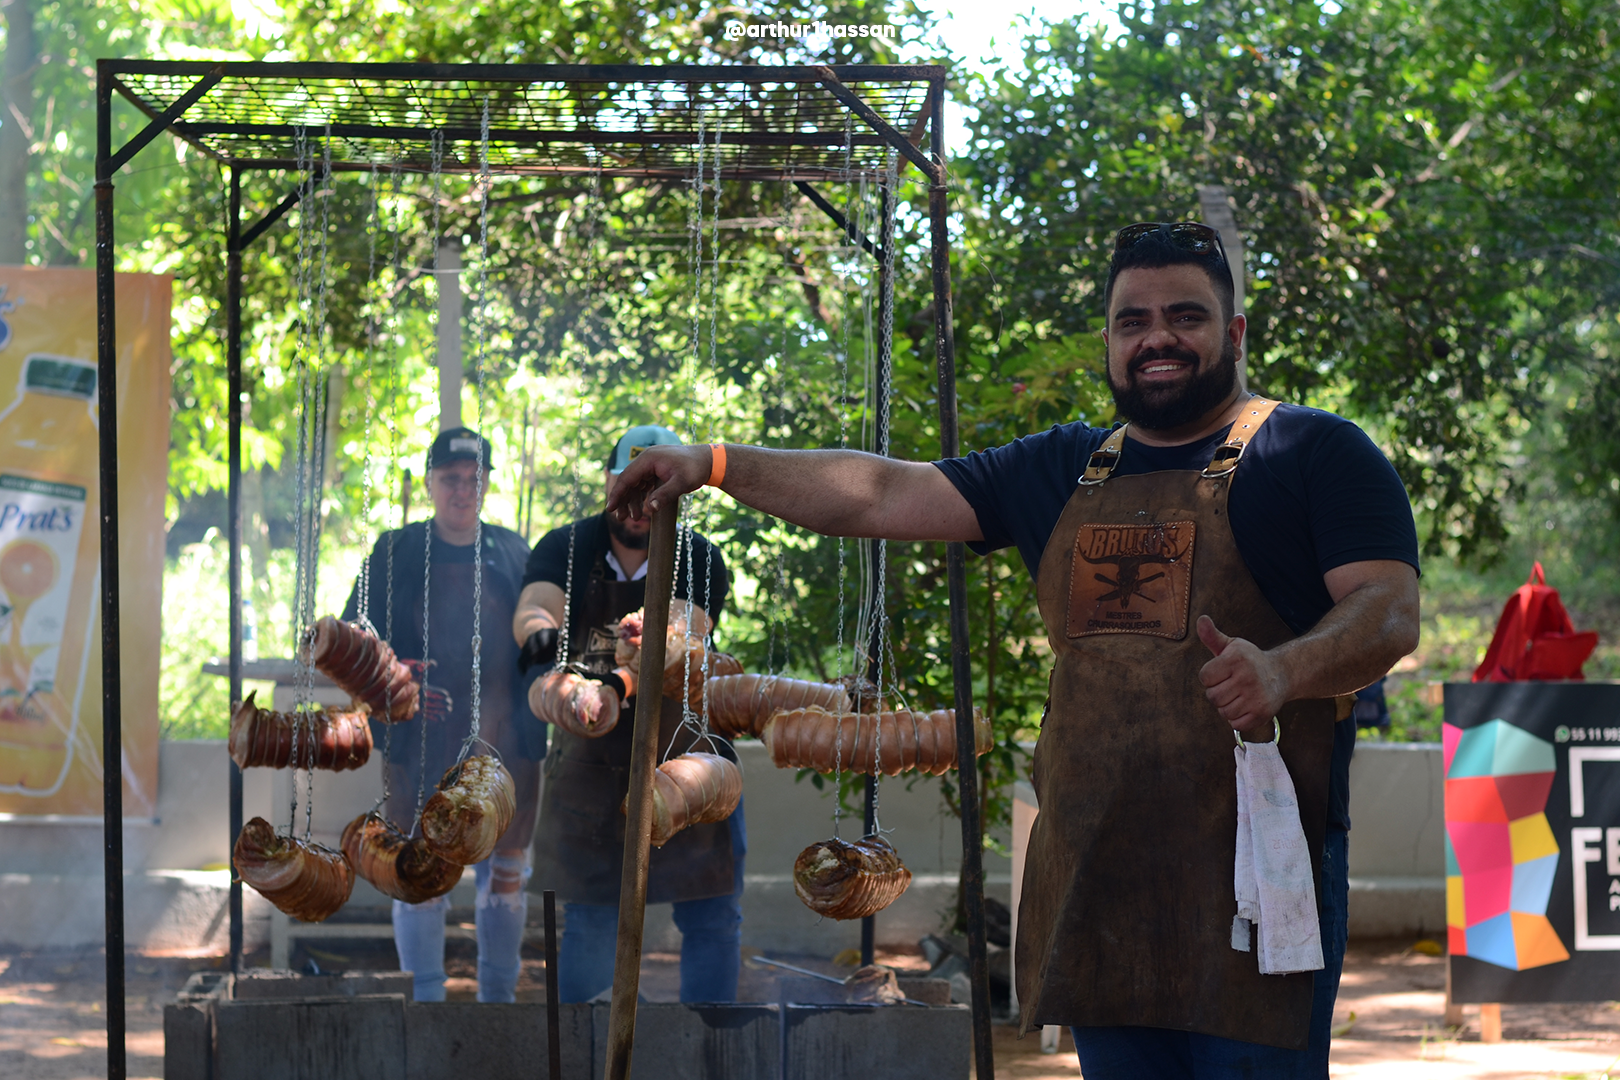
[91,58,993,1080]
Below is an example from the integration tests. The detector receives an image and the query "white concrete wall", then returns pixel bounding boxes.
[1344,741,1445,937]
[0,737,1438,952]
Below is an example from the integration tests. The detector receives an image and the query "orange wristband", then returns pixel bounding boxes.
[706,443,727,488]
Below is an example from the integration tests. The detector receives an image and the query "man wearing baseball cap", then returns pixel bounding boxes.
[513,423,744,1004]
[342,426,542,1003]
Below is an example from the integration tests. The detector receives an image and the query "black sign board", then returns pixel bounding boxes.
[1447,681,1620,1003]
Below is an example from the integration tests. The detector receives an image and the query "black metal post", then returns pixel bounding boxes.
[226,167,245,973]
[927,81,993,1079]
[859,180,896,970]
[544,890,561,1080]
[94,58,128,1080]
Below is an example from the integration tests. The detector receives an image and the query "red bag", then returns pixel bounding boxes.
[1472,562,1599,682]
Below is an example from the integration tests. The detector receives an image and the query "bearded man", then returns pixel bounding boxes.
[607,223,1420,1077]
[512,424,743,1005]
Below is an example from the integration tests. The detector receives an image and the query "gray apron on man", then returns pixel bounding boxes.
[531,549,737,904]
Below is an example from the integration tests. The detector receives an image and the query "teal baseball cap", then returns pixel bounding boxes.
[607,425,683,474]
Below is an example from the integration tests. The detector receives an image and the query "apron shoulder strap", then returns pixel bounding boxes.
[1078,424,1130,485]
[1077,397,1282,486]
[1202,397,1281,477]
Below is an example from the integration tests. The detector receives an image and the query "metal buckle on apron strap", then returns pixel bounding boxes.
[1201,398,1281,478]
[1078,425,1130,485]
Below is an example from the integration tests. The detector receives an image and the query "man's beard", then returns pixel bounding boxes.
[606,513,650,551]
[1109,338,1239,431]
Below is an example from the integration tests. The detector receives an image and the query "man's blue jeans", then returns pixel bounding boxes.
[1071,828,1350,1079]
[392,853,530,1003]
[557,807,746,1004]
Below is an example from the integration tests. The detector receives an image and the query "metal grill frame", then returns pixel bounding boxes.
[90,59,993,1080]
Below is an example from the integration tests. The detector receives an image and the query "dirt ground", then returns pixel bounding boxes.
[2,939,1616,1079]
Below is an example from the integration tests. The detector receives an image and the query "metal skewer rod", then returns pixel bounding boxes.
[748,955,929,1005]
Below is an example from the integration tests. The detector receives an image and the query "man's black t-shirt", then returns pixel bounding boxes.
[934,402,1421,832]
[523,513,731,630]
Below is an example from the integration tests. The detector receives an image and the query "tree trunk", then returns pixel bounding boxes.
[0,0,36,264]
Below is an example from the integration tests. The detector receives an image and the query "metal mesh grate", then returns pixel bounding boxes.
[110,62,940,181]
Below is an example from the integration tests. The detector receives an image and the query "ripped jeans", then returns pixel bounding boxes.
[392,849,530,1003]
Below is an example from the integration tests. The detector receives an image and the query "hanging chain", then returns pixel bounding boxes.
[832,112,855,831]
[410,129,447,834]
[385,164,405,647]
[869,150,900,833]
[354,162,382,636]
[303,128,335,841]
[285,127,314,834]
[461,95,492,761]
[555,164,603,669]
[698,115,723,736]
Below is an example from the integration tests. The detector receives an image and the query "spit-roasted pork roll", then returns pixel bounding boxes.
[793,835,912,920]
[228,691,371,771]
[761,706,992,776]
[704,674,849,739]
[303,615,421,721]
[340,811,462,904]
[233,816,354,922]
[419,755,516,865]
[621,752,743,847]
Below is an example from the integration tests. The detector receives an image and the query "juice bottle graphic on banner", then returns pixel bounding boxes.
[0,355,99,794]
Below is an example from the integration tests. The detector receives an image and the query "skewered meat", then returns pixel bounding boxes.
[228,691,372,771]
[340,811,462,904]
[761,706,993,776]
[613,604,738,707]
[705,674,850,739]
[845,965,904,1005]
[303,616,420,721]
[420,755,516,865]
[836,673,883,712]
[528,668,621,738]
[614,609,647,668]
[669,650,743,711]
[232,816,354,922]
[793,835,912,920]
[621,752,743,847]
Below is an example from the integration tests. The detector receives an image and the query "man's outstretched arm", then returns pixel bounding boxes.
[606,444,984,543]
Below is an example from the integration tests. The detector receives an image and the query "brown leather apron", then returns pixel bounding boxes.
[531,544,737,905]
[1014,399,1335,1050]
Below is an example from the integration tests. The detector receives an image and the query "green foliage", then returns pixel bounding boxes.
[954,0,1620,564]
[8,0,1620,850]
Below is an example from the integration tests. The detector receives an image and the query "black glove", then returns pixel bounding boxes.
[600,670,629,705]
[564,661,629,706]
[518,628,559,674]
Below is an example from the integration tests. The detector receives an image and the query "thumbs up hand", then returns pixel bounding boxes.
[1197,615,1286,741]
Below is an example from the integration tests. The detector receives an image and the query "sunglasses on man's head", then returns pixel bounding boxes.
[1113,221,1227,262]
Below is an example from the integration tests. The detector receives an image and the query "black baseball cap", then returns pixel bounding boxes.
[427,426,493,473]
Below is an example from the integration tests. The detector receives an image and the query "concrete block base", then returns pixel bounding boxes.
[165,973,970,1080]
[784,1003,972,1080]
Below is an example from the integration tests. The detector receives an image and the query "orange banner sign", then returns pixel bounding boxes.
[0,268,170,818]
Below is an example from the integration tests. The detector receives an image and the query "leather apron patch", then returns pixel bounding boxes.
[1066,520,1195,639]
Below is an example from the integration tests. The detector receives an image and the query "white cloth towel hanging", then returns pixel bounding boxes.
[1231,738,1323,975]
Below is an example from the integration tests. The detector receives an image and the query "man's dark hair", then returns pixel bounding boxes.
[1102,228,1236,325]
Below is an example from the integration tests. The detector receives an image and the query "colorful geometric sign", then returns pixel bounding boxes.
[1445,718,1569,971]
